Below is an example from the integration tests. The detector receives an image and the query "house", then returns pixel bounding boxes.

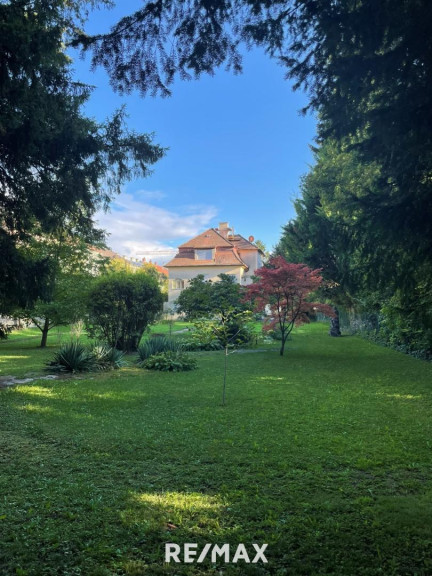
[164,222,264,308]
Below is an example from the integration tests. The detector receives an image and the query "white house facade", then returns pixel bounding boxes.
[164,222,263,309]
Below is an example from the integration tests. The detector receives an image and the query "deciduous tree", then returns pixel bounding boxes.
[246,256,334,356]
[12,236,98,347]
[175,275,213,320]
[176,273,247,325]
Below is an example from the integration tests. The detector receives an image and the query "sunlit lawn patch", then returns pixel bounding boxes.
[1,323,432,575]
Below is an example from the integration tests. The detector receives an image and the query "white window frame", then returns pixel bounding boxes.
[171,279,184,290]
[195,249,214,260]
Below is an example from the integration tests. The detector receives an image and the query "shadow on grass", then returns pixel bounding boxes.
[2,326,432,575]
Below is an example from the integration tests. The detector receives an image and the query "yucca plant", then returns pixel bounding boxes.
[91,343,127,370]
[136,337,182,366]
[48,341,98,373]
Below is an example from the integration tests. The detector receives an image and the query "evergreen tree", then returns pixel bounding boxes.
[0,1,165,312]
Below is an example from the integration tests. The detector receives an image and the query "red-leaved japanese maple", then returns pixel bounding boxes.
[245,256,335,356]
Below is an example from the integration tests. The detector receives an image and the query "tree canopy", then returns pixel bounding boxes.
[0,0,165,312]
[246,256,334,356]
[75,0,432,299]
[11,236,99,347]
[175,273,246,321]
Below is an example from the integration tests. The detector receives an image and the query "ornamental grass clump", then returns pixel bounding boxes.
[136,337,182,366]
[142,351,197,372]
[48,341,98,373]
[48,341,127,373]
[90,343,127,370]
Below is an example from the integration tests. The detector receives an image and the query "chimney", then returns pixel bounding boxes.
[218,222,232,238]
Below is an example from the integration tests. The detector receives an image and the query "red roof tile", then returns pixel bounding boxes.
[230,235,260,250]
[153,263,168,276]
[178,228,233,249]
[165,249,247,268]
[166,225,260,268]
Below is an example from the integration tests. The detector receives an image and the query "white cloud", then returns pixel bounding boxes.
[134,189,167,201]
[95,193,218,264]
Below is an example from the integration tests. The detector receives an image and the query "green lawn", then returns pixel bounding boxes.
[0,322,193,378]
[1,324,432,575]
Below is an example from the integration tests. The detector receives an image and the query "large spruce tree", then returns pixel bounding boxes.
[0,0,165,312]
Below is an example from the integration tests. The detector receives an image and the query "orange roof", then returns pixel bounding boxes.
[89,246,123,260]
[166,224,260,268]
[153,263,168,276]
[165,250,247,268]
[230,235,260,250]
[178,228,233,249]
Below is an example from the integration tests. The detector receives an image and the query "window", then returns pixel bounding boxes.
[171,279,184,290]
[195,249,213,260]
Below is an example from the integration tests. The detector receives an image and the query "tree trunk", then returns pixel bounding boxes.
[280,336,286,356]
[222,346,228,406]
[40,318,50,348]
[329,307,342,337]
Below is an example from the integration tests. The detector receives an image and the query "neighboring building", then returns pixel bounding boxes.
[164,222,264,308]
[141,258,169,279]
[88,247,168,278]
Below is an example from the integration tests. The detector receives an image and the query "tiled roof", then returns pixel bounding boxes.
[165,250,247,268]
[178,228,233,249]
[230,235,259,250]
[153,263,169,276]
[89,246,122,260]
[167,224,260,268]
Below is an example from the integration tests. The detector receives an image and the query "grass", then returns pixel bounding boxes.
[1,323,432,575]
[0,322,192,378]
[148,320,193,336]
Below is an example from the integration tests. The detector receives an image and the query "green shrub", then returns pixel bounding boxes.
[137,337,183,365]
[142,351,197,372]
[91,343,127,370]
[48,341,98,373]
[182,316,254,350]
[48,341,127,373]
[181,338,223,351]
[183,319,223,350]
[266,327,283,341]
[86,272,164,352]
[226,321,254,346]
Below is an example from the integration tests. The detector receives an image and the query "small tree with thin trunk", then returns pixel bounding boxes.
[11,236,96,348]
[245,256,334,356]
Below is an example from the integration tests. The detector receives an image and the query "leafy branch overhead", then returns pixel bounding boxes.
[74,0,432,331]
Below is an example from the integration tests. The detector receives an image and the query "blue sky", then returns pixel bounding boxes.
[71,1,317,264]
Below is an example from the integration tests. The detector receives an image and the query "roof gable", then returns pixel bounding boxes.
[178,228,233,249]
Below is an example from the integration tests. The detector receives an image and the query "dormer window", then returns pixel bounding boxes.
[195,249,214,260]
